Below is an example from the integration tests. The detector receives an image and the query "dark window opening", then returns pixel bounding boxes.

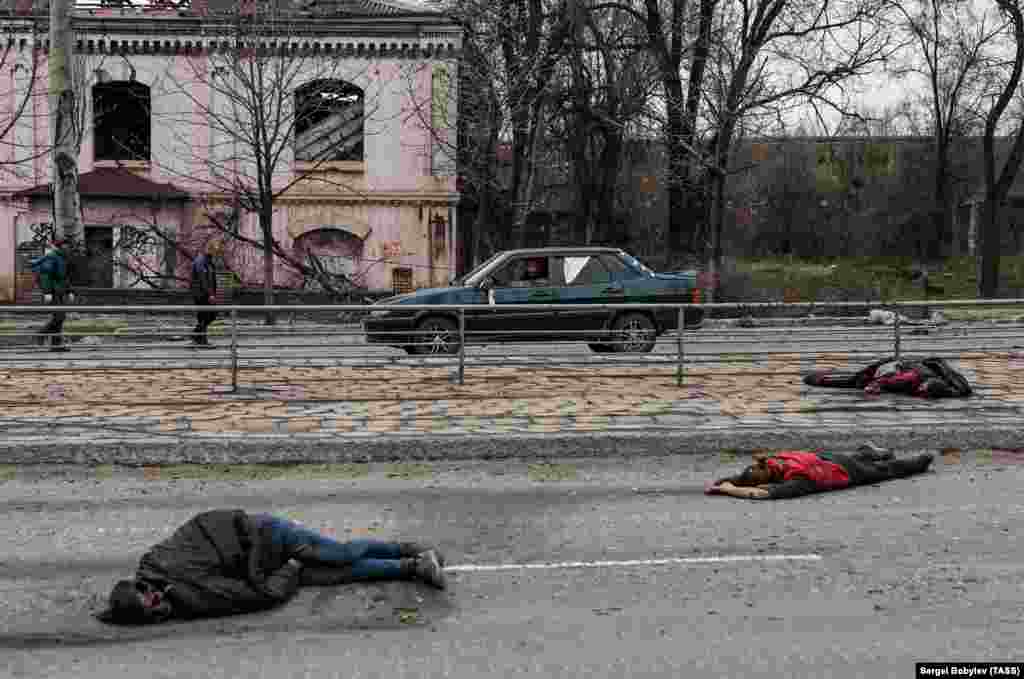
[392,267,413,294]
[294,79,364,162]
[93,81,151,161]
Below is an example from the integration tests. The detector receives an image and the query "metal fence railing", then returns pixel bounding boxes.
[0,300,1022,389]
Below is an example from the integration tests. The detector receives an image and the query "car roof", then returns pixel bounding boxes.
[497,247,625,256]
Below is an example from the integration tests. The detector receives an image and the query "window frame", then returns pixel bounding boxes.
[92,80,152,162]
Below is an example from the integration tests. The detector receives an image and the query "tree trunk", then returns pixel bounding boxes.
[596,127,623,244]
[261,209,275,325]
[932,142,952,261]
[49,0,82,249]
[977,196,1001,298]
[663,76,688,257]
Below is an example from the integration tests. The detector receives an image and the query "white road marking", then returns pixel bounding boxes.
[445,553,823,573]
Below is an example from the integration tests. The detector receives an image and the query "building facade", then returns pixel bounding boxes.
[0,0,461,303]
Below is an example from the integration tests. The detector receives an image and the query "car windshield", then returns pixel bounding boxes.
[619,251,654,275]
[458,252,505,286]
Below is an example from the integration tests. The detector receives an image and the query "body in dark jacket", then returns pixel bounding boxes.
[96,509,446,624]
[706,448,934,500]
[804,356,972,398]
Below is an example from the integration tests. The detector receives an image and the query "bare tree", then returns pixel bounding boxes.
[692,0,894,284]
[159,6,379,322]
[590,0,719,261]
[406,0,575,264]
[555,0,661,246]
[893,0,1003,262]
[978,0,1024,298]
[0,13,45,176]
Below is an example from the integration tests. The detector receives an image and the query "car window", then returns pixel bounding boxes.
[562,256,610,286]
[492,256,552,287]
[599,254,629,275]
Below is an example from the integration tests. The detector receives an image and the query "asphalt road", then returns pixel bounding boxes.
[2,322,1022,369]
[1,452,1021,678]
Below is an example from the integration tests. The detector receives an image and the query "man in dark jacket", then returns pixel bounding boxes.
[804,356,972,398]
[34,238,75,352]
[190,240,221,348]
[705,447,934,500]
[96,509,447,625]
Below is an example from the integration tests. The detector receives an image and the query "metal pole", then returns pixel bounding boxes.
[230,308,239,392]
[457,307,466,385]
[676,306,686,387]
[893,305,902,361]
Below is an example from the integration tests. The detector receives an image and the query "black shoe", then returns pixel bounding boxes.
[399,542,446,568]
[413,550,447,589]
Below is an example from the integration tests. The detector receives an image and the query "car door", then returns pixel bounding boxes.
[478,256,563,342]
[554,255,623,339]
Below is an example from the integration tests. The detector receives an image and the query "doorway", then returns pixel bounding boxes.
[84,226,114,288]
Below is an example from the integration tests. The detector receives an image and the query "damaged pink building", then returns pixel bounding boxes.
[0,0,461,303]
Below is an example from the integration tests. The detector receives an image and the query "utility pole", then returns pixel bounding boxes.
[48,0,82,247]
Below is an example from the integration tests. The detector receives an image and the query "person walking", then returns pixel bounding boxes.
[95,509,447,625]
[33,238,74,352]
[190,240,222,348]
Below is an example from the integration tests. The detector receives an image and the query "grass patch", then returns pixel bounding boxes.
[383,463,433,480]
[527,463,577,482]
[396,608,420,624]
[0,320,128,337]
[735,255,1024,303]
[139,463,369,481]
[941,307,1024,321]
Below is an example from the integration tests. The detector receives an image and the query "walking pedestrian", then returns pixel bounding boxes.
[706,446,934,499]
[33,238,74,352]
[95,509,447,625]
[190,240,222,347]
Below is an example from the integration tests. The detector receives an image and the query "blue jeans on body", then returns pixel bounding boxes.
[253,514,403,579]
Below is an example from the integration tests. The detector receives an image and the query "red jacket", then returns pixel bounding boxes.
[764,451,850,490]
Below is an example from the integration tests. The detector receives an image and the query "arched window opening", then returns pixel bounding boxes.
[294,79,364,162]
[93,81,151,161]
[294,227,364,290]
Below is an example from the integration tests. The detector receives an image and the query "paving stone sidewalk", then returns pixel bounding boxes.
[0,351,1022,445]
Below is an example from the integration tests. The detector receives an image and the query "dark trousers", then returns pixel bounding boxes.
[253,514,404,580]
[826,451,933,486]
[192,296,216,344]
[38,292,67,346]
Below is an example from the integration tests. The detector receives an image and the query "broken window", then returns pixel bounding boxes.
[392,267,413,294]
[93,81,151,161]
[294,79,364,162]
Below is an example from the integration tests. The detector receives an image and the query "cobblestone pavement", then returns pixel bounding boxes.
[1,351,1022,444]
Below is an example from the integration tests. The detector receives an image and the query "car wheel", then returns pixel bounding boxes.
[588,343,611,353]
[412,316,460,355]
[611,312,656,353]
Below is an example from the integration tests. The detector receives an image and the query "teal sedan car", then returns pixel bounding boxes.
[363,247,704,354]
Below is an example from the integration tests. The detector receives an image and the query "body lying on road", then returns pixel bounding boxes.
[803,356,972,398]
[706,448,934,500]
[95,509,447,625]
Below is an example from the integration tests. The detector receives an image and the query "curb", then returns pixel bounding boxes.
[0,425,1020,465]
